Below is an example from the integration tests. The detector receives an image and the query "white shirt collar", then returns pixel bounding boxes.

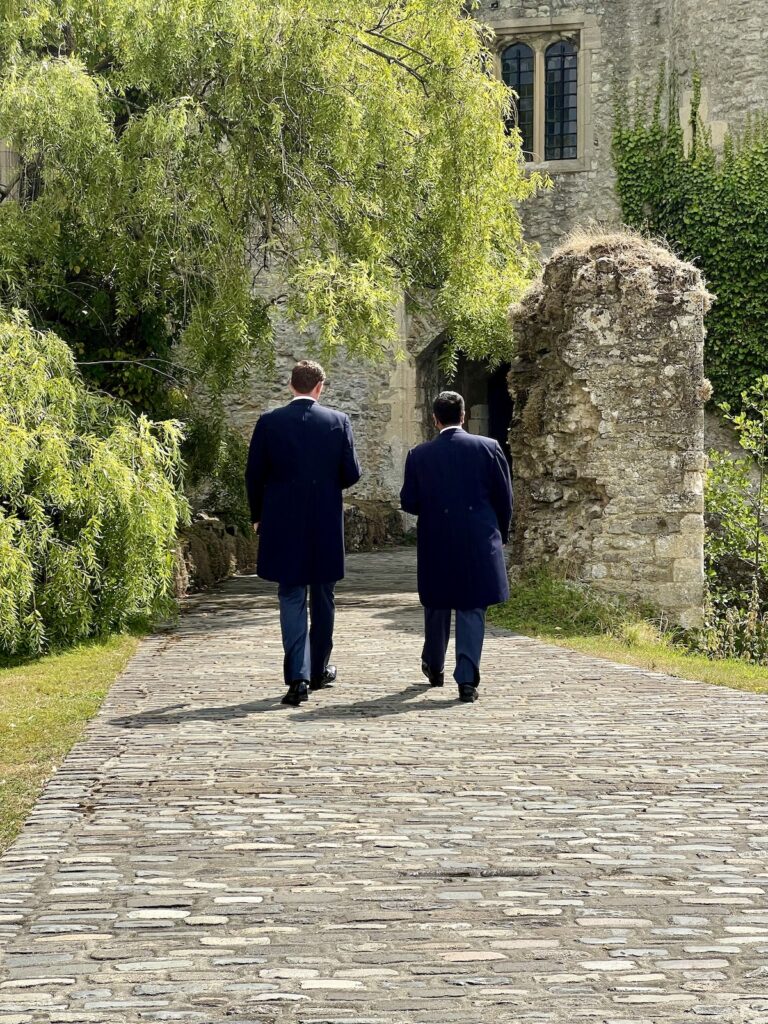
[291,395,316,402]
[439,425,462,434]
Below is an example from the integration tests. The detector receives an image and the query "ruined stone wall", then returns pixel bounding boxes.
[508,233,711,627]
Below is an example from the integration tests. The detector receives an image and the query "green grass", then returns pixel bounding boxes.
[0,635,139,852]
[490,571,768,696]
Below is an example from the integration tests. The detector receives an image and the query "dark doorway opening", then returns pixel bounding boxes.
[416,339,513,468]
[451,354,513,467]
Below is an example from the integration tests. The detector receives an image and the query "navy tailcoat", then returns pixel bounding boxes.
[400,428,513,610]
[245,399,361,585]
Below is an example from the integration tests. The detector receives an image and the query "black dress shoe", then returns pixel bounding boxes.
[458,684,479,703]
[421,661,444,687]
[282,681,309,706]
[310,665,337,691]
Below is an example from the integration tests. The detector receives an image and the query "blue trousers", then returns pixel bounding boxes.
[422,607,486,686]
[278,582,336,684]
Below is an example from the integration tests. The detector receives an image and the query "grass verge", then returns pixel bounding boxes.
[489,571,768,696]
[0,634,139,852]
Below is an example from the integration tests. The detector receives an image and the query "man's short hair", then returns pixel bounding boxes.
[291,360,326,394]
[433,390,464,426]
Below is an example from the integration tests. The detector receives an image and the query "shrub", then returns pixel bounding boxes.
[705,451,768,608]
[0,309,188,655]
[494,567,649,639]
[696,376,768,662]
[695,580,768,664]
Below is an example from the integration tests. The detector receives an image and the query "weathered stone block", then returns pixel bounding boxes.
[508,231,710,626]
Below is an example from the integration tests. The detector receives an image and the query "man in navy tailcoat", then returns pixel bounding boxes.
[400,391,513,703]
[246,360,361,707]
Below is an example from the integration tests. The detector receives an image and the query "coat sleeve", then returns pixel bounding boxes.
[245,416,268,524]
[399,449,420,515]
[490,442,513,543]
[340,414,362,490]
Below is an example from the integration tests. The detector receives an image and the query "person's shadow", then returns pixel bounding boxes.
[111,683,457,729]
[111,697,285,729]
[298,682,457,721]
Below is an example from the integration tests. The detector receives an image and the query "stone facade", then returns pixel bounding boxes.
[477,0,768,254]
[230,1,766,509]
[508,232,711,627]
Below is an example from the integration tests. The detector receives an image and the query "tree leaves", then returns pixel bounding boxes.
[0,308,188,655]
[0,0,541,401]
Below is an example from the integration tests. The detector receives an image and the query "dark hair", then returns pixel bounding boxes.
[433,390,464,426]
[291,359,326,394]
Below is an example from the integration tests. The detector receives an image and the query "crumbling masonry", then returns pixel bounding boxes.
[508,234,712,628]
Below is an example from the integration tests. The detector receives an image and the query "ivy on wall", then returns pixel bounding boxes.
[613,67,768,408]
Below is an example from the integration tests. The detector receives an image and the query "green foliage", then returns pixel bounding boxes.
[491,567,646,639]
[705,450,768,606]
[0,0,543,415]
[613,66,768,407]
[0,308,188,655]
[695,579,768,664]
[184,413,252,532]
[700,377,768,662]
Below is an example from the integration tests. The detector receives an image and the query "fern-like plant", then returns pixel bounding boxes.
[0,309,188,655]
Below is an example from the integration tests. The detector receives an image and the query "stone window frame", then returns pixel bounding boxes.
[491,15,599,174]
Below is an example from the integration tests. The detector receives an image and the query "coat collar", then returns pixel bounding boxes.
[436,425,463,441]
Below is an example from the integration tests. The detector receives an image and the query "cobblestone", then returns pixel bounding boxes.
[2,549,768,1022]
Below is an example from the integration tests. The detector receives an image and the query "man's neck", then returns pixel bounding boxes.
[439,424,462,434]
[291,395,316,402]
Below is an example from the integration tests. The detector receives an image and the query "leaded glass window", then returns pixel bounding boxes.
[545,40,578,160]
[501,42,535,157]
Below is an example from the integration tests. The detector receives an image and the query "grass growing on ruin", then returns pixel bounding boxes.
[489,571,768,695]
[0,635,139,852]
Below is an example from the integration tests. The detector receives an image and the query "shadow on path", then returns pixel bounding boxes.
[111,683,459,729]
[111,697,285,728]
[297,683,458,720]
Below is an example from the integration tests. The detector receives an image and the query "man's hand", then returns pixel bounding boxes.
[253,522,259,533]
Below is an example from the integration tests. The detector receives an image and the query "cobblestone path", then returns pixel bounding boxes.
[2,549,768,1023]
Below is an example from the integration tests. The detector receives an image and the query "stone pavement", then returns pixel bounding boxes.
[2,549,768,1024]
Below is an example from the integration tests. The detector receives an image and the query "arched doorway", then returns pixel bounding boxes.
[416,337,513,467]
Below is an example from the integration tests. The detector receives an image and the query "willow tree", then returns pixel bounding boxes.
[0,1,541,422]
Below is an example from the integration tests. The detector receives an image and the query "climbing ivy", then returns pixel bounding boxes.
[613,67,768,408]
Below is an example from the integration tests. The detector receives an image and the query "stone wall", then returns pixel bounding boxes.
[224,286,428,519]
[475,0,768,254]
[508,232,712,627]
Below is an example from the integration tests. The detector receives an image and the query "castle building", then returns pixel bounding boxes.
[230,1,768,515]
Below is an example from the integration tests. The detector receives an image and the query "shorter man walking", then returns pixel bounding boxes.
[400,391,513,703]
[246,360,361,706]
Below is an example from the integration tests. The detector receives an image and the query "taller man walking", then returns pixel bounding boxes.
[246,360,361,707]
[400,391,513,703]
